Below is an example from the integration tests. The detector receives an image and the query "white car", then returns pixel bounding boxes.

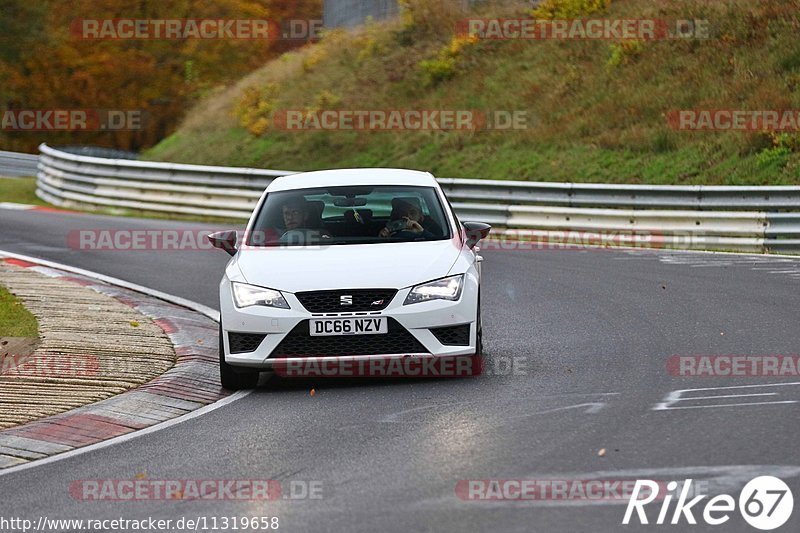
[209,168,491,390]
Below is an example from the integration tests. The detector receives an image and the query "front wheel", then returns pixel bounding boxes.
[475,293,483,357]
[219,323,259,390]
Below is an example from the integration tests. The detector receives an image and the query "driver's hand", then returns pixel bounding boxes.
[378,227,390,238]
[404,217,423,233]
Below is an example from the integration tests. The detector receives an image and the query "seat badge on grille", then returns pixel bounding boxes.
[371,299,384,306]
[340,295,353,306]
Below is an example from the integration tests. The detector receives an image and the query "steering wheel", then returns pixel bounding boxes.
[392,230,420,239]
[279,229,331,242]
[279,229,306,241]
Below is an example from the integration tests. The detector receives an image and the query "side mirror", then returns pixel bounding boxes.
[463,221,491,249]
[207,230,239,256]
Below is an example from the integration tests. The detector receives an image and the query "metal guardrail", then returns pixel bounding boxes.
[35,143,800,253]
[58,146,139,160]
[324,0,399,28]
[0,150,39,178]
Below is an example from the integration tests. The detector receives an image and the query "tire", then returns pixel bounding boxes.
[469,293,484,376]
[475,292,483,357]
[219,323,259,390]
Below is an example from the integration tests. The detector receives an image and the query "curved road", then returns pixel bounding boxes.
[1,207,799,532]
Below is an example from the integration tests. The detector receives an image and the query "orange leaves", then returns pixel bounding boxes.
[0,0,322,152]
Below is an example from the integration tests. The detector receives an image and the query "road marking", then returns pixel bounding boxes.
[508,402,607,418]
[620,248,800,261]
[688,393,777,400]
[616,249,800,282]
[0,202,37,210]
[378,393,619,424]
[688,262,736,267]
[653,382,800,411]
[654,401,796,410]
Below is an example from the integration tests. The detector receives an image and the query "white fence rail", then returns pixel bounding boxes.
[35,144,800,253]
[0,150,39,178]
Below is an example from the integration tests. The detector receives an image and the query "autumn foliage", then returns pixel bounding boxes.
[0,0,321,152]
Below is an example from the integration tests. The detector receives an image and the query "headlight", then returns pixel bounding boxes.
[232,282,290,309]
[404,275,464,305]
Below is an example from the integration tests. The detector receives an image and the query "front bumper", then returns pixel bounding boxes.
[219,275,479,369]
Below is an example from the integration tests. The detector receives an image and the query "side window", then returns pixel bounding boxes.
[418,196,431,217]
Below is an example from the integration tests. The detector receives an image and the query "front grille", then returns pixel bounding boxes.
[228,332,267,354]
[430,324,471,346]
[295,289,397,313]
[271,318,427,358]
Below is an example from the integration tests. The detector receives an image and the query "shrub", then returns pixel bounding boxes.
[607,40,644,69]
[234,84,280,137]
[398,0,467,38]
[756,145,791,169]
[419,56,459,85]
[352,20,388,62]
[532,0,611,19]
[313,89,341,109]
[418,34,479,86]
[301,41,330,72]
[756,132,800,169]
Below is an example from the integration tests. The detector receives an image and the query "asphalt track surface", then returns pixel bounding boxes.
[0,207,799,532]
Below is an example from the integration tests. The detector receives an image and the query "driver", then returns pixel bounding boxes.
[282,198,311,231]
[280,198,332,240]
[378,198,436,239]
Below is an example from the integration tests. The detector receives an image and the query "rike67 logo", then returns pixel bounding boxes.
[623,476,794,530]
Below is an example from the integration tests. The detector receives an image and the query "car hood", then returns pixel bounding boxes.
[235,240,462,292]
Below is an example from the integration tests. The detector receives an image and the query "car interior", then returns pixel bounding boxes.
[253,187,449,243]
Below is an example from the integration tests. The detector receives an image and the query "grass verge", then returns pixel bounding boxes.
[0,177,48,206]
[0,284,38,338]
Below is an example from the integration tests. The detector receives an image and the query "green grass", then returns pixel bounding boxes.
[143,0,800,185]
[0,177,48,206]
[0,285,38,338]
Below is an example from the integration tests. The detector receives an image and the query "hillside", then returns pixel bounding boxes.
[144,0,800,185]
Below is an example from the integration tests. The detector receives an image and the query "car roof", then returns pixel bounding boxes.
[265,168,438,192]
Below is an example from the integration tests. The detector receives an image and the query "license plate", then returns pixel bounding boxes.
[309,317,388,336]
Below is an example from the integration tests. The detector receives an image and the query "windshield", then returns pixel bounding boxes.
[246,185,451,246]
